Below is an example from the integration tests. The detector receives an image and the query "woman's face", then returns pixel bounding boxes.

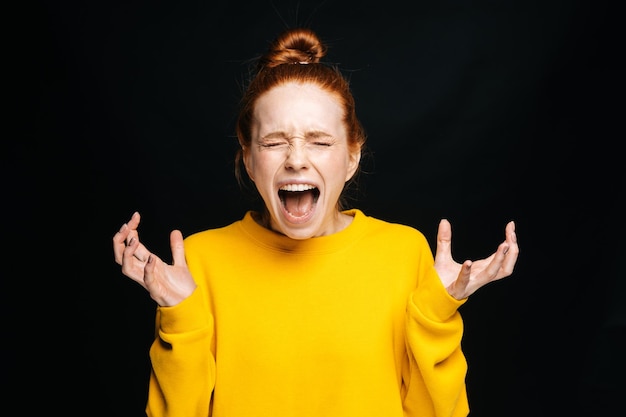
[243,82,360,239]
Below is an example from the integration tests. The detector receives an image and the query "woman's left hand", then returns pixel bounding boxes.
[434,219,519,300]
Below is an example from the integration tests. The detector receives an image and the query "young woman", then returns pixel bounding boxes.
[113,27,518,417]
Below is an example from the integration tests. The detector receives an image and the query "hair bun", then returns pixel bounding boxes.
[260,27,327,68]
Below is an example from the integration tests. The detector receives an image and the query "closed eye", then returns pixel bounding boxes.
[259,140,289,148]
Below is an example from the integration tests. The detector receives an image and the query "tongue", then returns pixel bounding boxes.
[285,191,314,217]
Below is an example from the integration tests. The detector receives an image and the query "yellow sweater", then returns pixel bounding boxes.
[147,209,469,417]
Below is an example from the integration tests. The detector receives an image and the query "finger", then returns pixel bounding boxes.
[127,211,141,231]
[485,241,511,280]
[122,236,141,261]
[435,219,454,262]
[130,240,151,263]
[124,212,152,262]
[170,230,188,267]
[113,223,131,264]
[113,212,142,264]
[143,252,168,298]
[119,229,150,263]
[506,221,517,248]
[120,212,140,244]
[120,237,147,283]
[448,261,472,299]
[500,220,519,275]
[123,212,141,246]
[143,253,157,289]
[479,221,518,281]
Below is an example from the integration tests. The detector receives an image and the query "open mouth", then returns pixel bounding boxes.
[278,184,320,219]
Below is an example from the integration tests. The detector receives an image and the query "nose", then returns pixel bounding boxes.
[284,143,309,171]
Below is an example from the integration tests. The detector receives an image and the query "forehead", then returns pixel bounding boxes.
[253,82,345,135]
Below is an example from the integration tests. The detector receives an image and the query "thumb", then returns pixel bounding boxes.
[170,230,187,267]
[435,218,453,263]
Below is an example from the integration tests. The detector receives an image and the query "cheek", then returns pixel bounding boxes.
[246,152,276,183]
[328,153,355,178]
[243,152,255,181]
[347,151,360,179]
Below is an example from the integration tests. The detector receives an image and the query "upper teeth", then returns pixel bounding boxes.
[280,184,315,192]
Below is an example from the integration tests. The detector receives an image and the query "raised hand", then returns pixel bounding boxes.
[434,219,518,300]
[113,212,197,306]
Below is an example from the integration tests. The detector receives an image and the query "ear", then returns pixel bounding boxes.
[242,146,255,181]
[345,146,361,182]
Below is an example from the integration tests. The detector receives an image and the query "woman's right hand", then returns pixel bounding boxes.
[113,212,197,307]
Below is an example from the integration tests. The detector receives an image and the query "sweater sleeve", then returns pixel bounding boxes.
[146,286,216,417]
[402,263,469,417]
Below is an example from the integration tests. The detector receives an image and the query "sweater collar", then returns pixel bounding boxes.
[238,209,366,254]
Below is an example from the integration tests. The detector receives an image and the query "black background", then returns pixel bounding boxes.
[9,0,624,415]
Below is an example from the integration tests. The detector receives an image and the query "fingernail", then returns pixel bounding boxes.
[119,223,127,232]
